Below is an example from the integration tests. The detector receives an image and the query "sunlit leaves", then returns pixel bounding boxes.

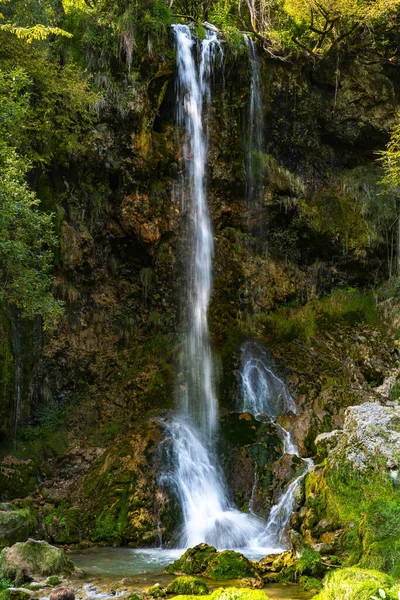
[0,23,73,43]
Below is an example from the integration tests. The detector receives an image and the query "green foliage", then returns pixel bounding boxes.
[380,116,400,189]
[148,585,166,598]
[0,580,12,591]
[299,575,323,592]
[277,545,325,583]
[314,567,398,600]
[0,75,62,325]
[167,590,269,600]
[261,288,379,344]
[167,577,209,596]
[45,576,61,586]
[209,589,268,600]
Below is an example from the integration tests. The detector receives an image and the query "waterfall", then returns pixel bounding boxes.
[239,342,313,551]
[173,24,220,440]
[244,36,265,235]
[161,25,264,550]
[161,27,309,553]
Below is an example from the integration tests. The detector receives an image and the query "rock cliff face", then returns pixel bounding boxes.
[0,32,399,550]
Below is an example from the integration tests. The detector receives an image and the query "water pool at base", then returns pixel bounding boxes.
[68,547,313,600]
[69,547,275,577]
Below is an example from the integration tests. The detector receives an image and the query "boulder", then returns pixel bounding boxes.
[164,544,217,575]
[327,402,400,473]
[166,576,208,595]
[164,545,260,582]
[0,539,75,584]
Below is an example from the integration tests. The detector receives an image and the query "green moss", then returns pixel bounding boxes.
[169,589,269,600]
[165,545,218,575]
[167,577,208,596]
[314,568,397,600]
[0,540,74,584]
[260,289,380,345]
[304,464,400,576]
[210,589,269,600]
[0,507,36,549]
[0,581,12,591]
[42,506,81,545]
[147,585,166,598]
[205,551,259,581]
[277,545,325,583]
[45,576,61,586]
[299,576,323,592]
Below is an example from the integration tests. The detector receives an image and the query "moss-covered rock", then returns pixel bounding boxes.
[314,567,398,600]
[147,585,166,598]
[167,589,269,600]
[72,419,172,546]
[0,506,36,549]
[0,589,34,600]
[0,540,75,584]
[165,546,259,582]
[166,577,208,595]
[165,545,218,575]
[204,551,259,581]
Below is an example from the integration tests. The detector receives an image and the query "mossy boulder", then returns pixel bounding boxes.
[165,546,259,582]
[208,588,268,600]
[204,551,259,581]
[167,589,269,600]
[0,540,75,584]
[167,577,208,595]
[165,544,218,575]
[0,506,36,549]
[0,589,34,600]
[147,585,166,598]
[314,567,398,600]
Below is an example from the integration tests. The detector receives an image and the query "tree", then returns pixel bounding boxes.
[0,69,62,326]
[0,0,72,43]
[282,0,400,58]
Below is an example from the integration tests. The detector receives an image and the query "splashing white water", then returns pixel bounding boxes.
[240,342,313,551]
[161,418,264,548]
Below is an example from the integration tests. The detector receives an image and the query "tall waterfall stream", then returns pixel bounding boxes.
[160,27,312,555]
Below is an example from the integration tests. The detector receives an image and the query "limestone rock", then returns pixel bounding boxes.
[0,539,75,584]
[328,402,400,472]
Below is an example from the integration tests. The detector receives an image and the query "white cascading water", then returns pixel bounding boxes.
[161,24,264,550]
[161,28,310,554]
[239,342,313,551]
